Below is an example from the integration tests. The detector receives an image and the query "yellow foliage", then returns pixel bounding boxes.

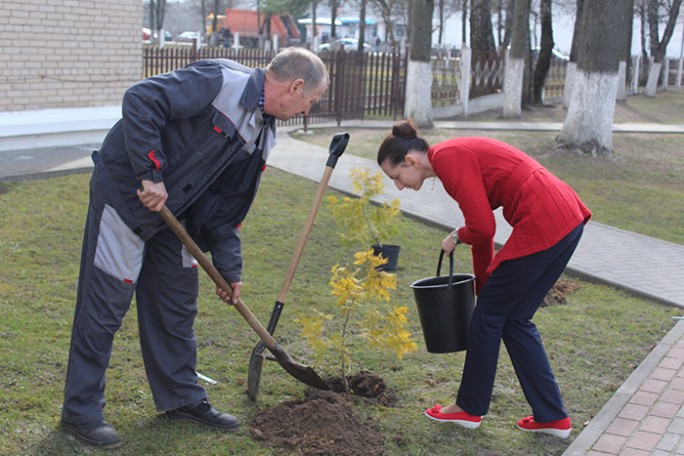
[325,167,401,247]
[299,249,416,378]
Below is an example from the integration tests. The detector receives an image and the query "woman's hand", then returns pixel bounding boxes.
[441,230,461,255]
[216,282,242,305]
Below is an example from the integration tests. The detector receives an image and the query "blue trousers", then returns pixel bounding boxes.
[456,223,583,422]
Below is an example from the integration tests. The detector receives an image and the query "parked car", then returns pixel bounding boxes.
[142,28,173,42]
[177,31,203,43]
[319,38,371,53]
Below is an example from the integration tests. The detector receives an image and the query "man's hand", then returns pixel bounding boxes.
[137,180,168,212]
[216,282,242,305]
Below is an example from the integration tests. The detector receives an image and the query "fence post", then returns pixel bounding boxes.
[460,47,471,116]
[662,58,670,89]
[617,61,627,101]
[631,56,640,94]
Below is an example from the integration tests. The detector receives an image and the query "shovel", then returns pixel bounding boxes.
[159,203,332,391]
[247,132,350,401]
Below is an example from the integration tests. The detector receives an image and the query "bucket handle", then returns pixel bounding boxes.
[436,250,455,289]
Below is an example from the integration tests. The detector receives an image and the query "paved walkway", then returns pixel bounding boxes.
[2,107,684,455]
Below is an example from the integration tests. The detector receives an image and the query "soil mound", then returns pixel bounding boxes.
[250,372,391,455]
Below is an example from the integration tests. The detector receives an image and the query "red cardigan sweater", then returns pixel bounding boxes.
[428,137,592,292]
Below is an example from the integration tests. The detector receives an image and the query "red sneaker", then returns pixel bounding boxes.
[424,404,481,429]
[517,415,571,439]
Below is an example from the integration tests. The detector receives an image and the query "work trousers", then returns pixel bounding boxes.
[456,223,584,422]
[62,184,206,425]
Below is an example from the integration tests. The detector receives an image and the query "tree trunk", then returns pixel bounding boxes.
[563,0,584,108]
[532,0,554,104]
[503,0,530,118]
[359,0,367,51]
[404,0,434,129]
[330,0,338,40]
[644,0,683,97]
[501,0,514,49]
[556,0,629,158]
[470,0,496,52]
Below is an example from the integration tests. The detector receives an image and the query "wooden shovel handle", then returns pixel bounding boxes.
[159,205,278,351]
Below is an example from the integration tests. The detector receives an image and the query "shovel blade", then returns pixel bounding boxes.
[247,341,266,402]
[270,343,331,391]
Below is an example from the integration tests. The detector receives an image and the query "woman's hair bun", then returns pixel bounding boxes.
[392,120,417,140]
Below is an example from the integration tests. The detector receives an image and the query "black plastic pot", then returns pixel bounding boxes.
[372,244,401,271]
[410,251,475,353]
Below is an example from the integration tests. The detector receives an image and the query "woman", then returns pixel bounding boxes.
[377,120,591,439]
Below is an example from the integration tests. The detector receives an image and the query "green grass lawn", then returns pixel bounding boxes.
[0,166,677,455]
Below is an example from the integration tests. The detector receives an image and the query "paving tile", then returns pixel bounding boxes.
[619,448,651,456]
[617,403,649,421]
[641,378,669,394]
[592,434,628,453]
[625,430,661,452]
[661,388,684,404]
[654,450,675,456]
[669,376,684,391]
[668,417,684,434]
[605,417,639,437]
[651,400,681,419]
[651,367,677,382]
[659,356,684,370]
[639,415,671,434]
[656,432,682,452]
[629,390,658,407]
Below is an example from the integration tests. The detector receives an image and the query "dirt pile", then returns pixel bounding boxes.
[250,372,392,455]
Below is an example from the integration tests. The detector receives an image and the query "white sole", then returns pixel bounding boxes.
[517,425,571,439]
[424,411,481,429]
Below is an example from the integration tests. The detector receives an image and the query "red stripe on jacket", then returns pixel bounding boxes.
[147,150,161,170]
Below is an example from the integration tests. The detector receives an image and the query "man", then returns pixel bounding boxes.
[61,47,329,449]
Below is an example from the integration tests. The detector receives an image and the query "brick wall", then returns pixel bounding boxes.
[0,0,141,112]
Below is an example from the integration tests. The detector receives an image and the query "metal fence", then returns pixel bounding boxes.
[143,46,408,126]
[143,46,684,125]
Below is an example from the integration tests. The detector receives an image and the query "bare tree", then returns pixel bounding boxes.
[643,0,683,96]
[330,0,338,40]
[370,0,404,48]
[532,0,553,104]
[563,0,584,108]
[148,0,168,44]
[502,0,530,117]
[555,0,631,158]
[359,0,368,51]
[404,0,435,128]
[499,0,514,49]
[470,0,497,51]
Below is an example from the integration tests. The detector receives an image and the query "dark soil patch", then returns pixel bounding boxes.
[542,279,581,307]
[250,371,393,455]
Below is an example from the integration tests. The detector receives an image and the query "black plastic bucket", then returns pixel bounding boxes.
[410,251,475,353]
[372,244,401,271]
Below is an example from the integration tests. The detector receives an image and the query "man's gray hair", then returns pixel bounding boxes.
[266,47,329,92]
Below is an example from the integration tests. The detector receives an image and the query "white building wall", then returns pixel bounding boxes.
[0,0,142,112]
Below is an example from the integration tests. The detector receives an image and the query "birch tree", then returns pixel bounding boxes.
[563,0,584,108]
[502,0,530,117]
[532,0,554,104]
[555,0,630,158]
[404,0,435,128]
[643,0,683,97]
[470,0,497,51]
